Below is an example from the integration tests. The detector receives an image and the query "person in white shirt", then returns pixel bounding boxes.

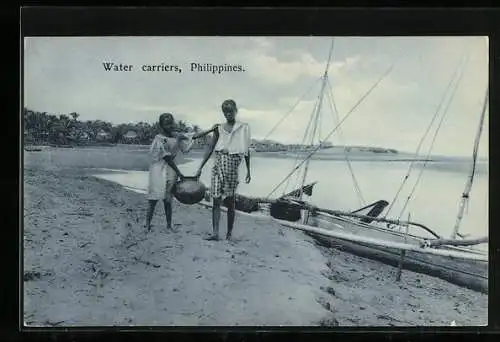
[194,99,252,241]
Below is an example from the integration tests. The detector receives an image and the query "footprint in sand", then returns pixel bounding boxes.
[226,237,249,246]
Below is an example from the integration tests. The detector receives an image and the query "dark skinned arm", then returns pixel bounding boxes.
[192,125,218,140]
[244,124,251,182]
[244,152,251,183]
[162,154,184,179]
[197,125,219,174]
[245,152,250,172]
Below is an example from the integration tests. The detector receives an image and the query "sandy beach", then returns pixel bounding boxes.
[23,154,487,327]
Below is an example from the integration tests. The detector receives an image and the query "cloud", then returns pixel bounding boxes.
[249,37,273,50]
[23,36,488,158]
[238,99,319,141]
[225,37,362,86]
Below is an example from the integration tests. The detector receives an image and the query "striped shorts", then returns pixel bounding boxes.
[211,151,243,200]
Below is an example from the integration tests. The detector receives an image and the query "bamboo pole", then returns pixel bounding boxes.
[451,86,488,240]
[396,213,411,282]
[396,251,406,282]
[422,237,488,248]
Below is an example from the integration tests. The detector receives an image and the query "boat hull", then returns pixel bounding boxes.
[311,232,488,294]
[284,214,488,294]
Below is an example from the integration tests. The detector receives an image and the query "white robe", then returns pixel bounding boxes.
[147,133,193,200]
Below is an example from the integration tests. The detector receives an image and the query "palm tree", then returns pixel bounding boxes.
[23,108,209,147]
[70,112,80,121]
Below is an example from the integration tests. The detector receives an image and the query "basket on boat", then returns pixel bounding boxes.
[173,177,207,205]
[270,199,302,222]
[223,194,260,213]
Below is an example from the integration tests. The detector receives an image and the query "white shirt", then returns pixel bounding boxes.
[214,122,251,156]
[149,133,193,163]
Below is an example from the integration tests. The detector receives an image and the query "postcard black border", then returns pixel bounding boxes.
[8,5,500,342]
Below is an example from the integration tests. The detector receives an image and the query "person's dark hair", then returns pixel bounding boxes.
[159,113,173,125]
[221,99,237,111]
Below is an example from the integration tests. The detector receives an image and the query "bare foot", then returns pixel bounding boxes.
[145,223,152,232]
[226,233,232,241]
[204,235,220,241]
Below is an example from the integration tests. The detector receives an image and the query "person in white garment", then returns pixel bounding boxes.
[145,113,193,232]
[194,99,252,241]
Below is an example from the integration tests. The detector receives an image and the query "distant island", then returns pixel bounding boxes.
[249,139,399,154]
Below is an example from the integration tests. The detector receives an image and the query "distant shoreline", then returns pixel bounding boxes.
[24,144,488,164]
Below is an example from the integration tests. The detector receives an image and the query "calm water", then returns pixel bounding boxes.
[92,155,489,240]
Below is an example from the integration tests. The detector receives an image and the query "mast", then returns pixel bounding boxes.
[450,87,488,240]
[298,39,335,200]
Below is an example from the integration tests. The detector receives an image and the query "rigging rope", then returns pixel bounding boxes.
[325,79,365,207]
[297,39,336,200]
[266,62,396,199]
[283,95,320,195]
[317,38,335,146]
[396,52,471,221]
[262,76,322,142]
[293,99,320,193]
[318,108,322,144]
[284,38,336,197]
[298,76,329,198]
[383,51,470,218]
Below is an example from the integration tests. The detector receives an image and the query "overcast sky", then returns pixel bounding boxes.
[24,36,488,158]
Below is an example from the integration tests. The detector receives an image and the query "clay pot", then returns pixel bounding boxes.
[173,177,207,205]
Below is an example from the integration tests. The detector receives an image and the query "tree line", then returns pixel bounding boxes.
[23,108,208,148]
